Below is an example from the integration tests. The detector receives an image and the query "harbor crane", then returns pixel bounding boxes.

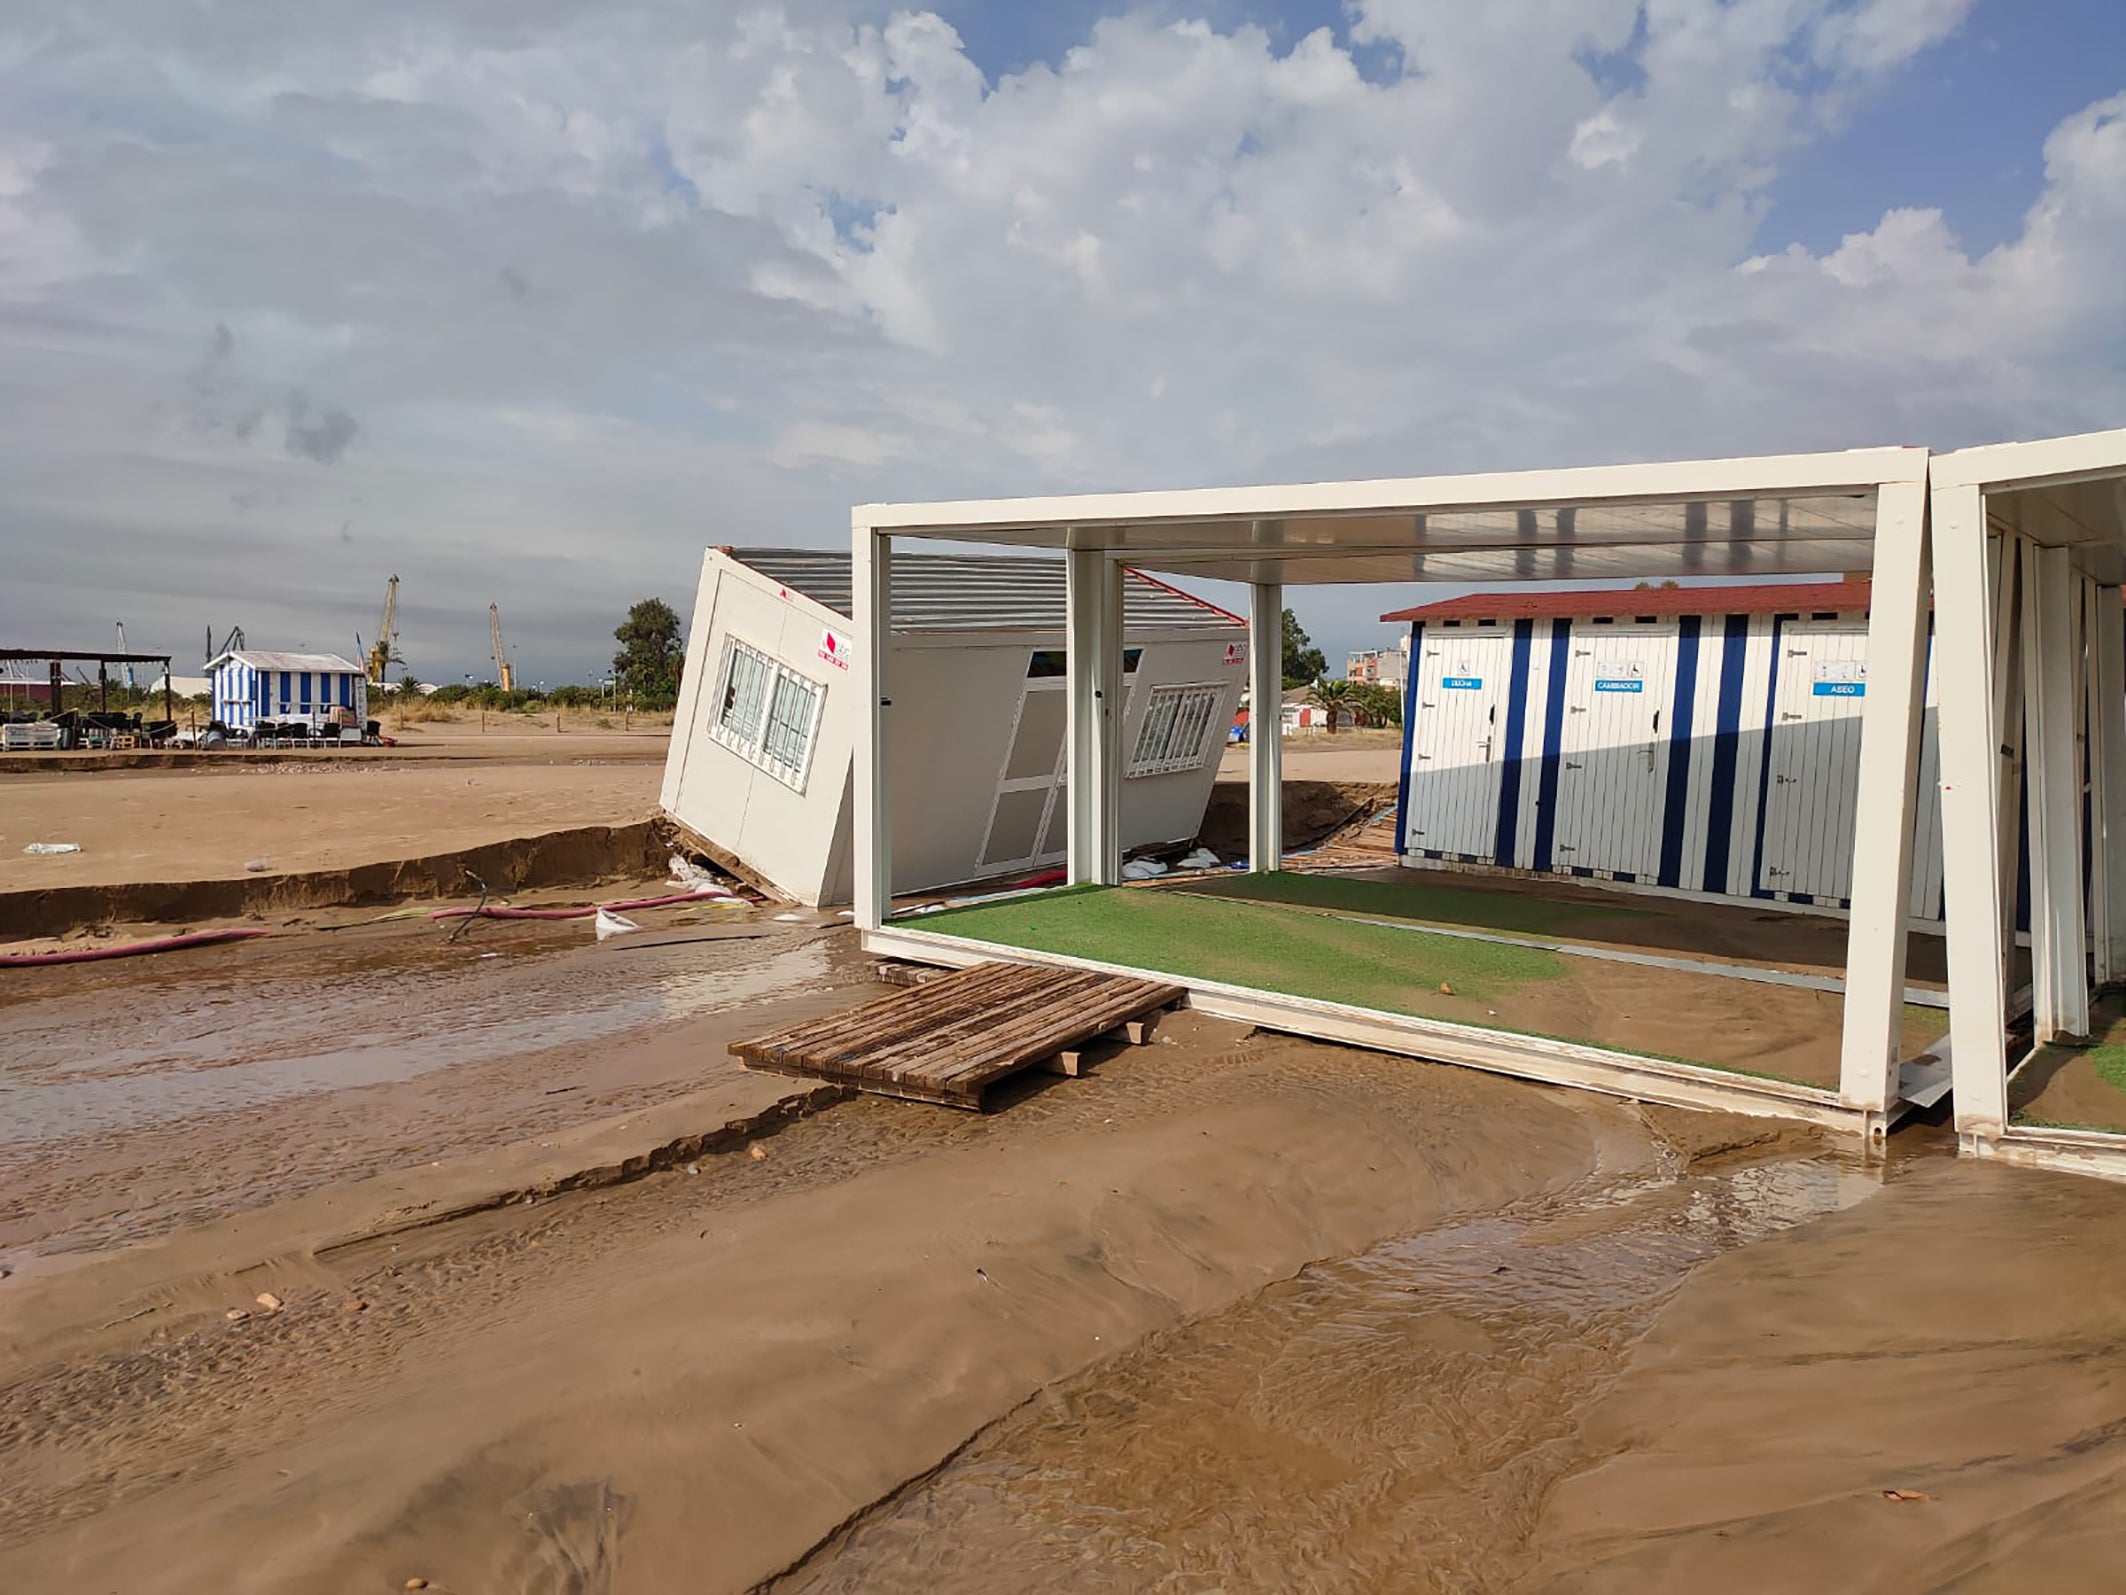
[366,575,400,687]
[489,603,515,692]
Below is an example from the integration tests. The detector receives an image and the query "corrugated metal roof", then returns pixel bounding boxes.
[207,650,365,673]
[727,548,1242,633]
[1380,580,1873,624]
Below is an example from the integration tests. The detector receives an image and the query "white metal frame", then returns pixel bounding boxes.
[854,446,1937,1142]
[1931,428,2126,1179]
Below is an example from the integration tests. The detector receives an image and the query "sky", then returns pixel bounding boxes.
[0,0,2122,685]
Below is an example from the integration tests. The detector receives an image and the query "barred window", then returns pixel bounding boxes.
[1129,683,1221,776]
[710,638,822,789]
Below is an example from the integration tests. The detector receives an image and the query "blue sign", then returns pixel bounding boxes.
[1594,680,1644,693]
[1442,676,1483,690]
[1812,681,1866,697]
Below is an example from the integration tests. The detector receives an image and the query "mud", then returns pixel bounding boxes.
[2010,990,2126,1132]
[1197,778,1399,855]
[0,909,865,1262]
[0,1014,1645,1592]
[6,907,2126,1594]
[775,1145,1884,1593]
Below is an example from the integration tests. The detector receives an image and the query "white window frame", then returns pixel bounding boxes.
[708,636,824,791]
[1128,681,1223,777]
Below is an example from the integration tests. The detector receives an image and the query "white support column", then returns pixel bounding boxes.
[1935,482,2011,1136]
[852,527,891,932]
[2028,543,2091,1040]
[1248,581,1284,873]
[2092,584,2126,984]
[1838,477,1931,1122]
[1066,547,1122,886]
[1991,536,2026,955]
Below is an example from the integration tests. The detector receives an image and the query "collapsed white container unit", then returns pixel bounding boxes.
[1384,579,1946,921]
[660,547,1247,905]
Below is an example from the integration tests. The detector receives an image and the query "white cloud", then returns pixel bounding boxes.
[0,0,2116,675]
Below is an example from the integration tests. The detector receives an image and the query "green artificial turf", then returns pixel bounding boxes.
[2087,1043,2126,1093]
[1162,869,1646,939]
[919,885,1571,1013]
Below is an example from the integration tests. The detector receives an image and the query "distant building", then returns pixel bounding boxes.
[1346,634,1411,691]
[207,650,367,731]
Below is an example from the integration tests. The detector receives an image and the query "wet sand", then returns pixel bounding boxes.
[0,1009,1648,1591]
[6,917,2126,1591]
[0,908,863,1264]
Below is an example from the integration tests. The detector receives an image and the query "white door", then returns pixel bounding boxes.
[1552,625,1678,879]
[1760,626,1869,901]
[1405,633,1515,857]
[979,673,1069,873]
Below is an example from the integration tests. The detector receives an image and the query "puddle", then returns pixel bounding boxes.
[777,1152,1882,1593]
[0,928,837,1154]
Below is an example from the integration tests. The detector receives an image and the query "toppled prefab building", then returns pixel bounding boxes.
[661,546,1248,905]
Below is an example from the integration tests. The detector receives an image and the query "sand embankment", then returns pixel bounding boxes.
[0,819,670,940]
[0,1011,1648,1592]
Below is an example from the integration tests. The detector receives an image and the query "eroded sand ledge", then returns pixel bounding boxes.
[0,1013,1651,1591]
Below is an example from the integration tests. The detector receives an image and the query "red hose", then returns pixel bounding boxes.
[1011,869,1068,889]
[1,928,277,967]
[428,890,732,923]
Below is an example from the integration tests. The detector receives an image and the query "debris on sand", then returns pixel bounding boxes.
[748,1144,768,1162]
[225,1308,250,1322]
[22,841,81,855]
[255,1292,283,1312]
[1881,1488,1933,1503]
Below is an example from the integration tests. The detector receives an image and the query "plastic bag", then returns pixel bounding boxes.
[22,842,81,855]
[667,853,733,897]
[594,907,643,941]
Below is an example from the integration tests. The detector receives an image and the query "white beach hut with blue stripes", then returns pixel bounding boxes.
[207,649,368,732]
[1380,578,1949,922]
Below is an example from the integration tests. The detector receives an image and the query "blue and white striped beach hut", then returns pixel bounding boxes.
[1380,579,1951,923]
[207,650,367,733]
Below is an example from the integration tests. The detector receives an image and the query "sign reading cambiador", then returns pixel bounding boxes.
[1442,669,1483,690]
[1813,660,1866,697]
[1593,660,1644,693]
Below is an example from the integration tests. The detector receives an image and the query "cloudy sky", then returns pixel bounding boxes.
[1,0,2121,683]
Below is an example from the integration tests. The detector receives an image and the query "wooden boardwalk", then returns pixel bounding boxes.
[732,960,1185,1109]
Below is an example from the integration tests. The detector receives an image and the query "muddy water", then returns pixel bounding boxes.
[0,924,838,1155]
[779,1149,1886,1593]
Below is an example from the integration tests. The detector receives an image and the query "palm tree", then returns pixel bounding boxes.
[1351,682,1401,729]
[1308,676,1355,733]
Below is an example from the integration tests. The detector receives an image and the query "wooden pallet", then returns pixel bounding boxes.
[733,960,1184,1109]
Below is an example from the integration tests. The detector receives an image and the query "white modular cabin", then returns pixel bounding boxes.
[1383,580,1948,922]
[661,547,1249,905]
[207,650,368,732]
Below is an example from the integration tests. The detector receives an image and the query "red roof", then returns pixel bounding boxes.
[1380,580,1872,624]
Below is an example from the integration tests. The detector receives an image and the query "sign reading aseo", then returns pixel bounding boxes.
[1812,659,1866,697]
[818,628,853,671]
[1593,659,1645,693]
[1223,640,1249,667]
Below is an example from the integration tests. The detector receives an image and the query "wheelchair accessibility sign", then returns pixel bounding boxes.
[1812,660,1866,697]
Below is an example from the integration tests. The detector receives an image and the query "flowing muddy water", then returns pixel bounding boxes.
[0,916,855,1262]
[0,922,837,1153]
[779,1146,1887,1593]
